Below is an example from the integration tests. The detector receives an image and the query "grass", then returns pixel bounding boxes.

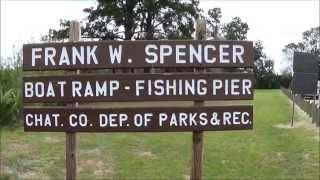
[1,90,319,179]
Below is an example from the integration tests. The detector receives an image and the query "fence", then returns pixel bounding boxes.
[281,87,319,126]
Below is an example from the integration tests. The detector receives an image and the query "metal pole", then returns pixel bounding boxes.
[291,93,295,127]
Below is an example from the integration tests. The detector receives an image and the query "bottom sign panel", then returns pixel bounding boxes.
[23,106,253,132]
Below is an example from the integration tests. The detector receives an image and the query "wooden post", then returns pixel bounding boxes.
[66,20,80,180]
[191,18,206,180]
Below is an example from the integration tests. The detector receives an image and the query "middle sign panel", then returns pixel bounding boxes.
[23,73,254,102]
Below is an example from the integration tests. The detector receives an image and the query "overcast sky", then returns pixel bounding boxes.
[1,0,319,73]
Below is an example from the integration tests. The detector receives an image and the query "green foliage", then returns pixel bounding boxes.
[0,55,22,129]
[253,41,280,89]
[283,26,320,57]
[44,5,279,89]
[0,89,19,128]
[222,17,249,40]
[206,9,249,41]
[279,70,292,88]
[41,20,70,42]
[206,8,222,38]
[44,0,200,41]
[282,26,320,75]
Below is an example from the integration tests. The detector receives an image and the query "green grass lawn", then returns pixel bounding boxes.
[1,90,319,179]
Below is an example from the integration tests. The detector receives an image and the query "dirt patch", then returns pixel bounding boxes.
[79,159,97,168]
[294,120,319,130]
[303,153,310,161]
[3,165,49,180]
[19,171,38,179]
[78,159,113,177]
[137,150,157,160]
[261,152,286,165]
[80,148,101,156]
[19,171,50,180]
[3,165,15,176]
[274,120,318,130]
[274,124,294,129]
[184,174,190,180]
[8,142,30,151]
[43,136,61,144]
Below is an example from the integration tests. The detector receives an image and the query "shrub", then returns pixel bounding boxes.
[0,88,19,128]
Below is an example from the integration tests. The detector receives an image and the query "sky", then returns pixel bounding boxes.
[1,0,319,73]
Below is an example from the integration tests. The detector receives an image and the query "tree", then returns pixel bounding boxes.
[282,26,320,74]
[0,89,18,128]
[206,8,222,39]
[206,9,249,41]
[253,41,279,88]
[254,41,266,88]
[44,0,200,41]
[205,8,277,88]
[279,69,292,88]
[222,17,249,40]
[41,20,70,42]
[301,27,320,56]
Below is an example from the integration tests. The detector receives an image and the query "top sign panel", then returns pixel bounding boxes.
[23,40,253,70]
[293,52,319,74]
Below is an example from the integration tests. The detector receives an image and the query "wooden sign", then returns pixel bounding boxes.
[23,106,253,132]
[23,73,254,103]
[22,21,254,180]
[23,40,253,70]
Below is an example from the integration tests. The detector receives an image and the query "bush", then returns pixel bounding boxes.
[0,56,22,128]
[0,88,19,128]
[279,73,292,88]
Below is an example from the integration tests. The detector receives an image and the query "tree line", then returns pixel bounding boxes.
[41,0,281,89]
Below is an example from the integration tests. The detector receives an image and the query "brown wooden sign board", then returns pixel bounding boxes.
[23,106,253,132]
[23,40,253,70]
[23,73,254,103]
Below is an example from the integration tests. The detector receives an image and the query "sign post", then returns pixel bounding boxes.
[66,20,80,180]
[191,18,206,180]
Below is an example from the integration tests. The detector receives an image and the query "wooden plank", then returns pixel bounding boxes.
[23,40,254,70]
[23,106,253,132]
[23,73,254,103]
